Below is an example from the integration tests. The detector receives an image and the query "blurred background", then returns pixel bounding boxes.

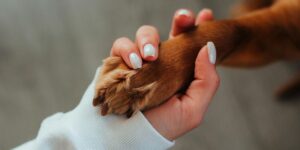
[1,0,300,149]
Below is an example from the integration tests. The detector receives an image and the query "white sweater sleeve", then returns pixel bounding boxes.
[13,68,174,150]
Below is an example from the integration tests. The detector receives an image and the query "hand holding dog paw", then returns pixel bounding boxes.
[144,8,219,141]
[144,43,219,140]
[107,8,219,140]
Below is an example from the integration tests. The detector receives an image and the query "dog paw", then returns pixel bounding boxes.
[93,57,157,117]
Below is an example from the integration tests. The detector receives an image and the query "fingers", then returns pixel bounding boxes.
[110,8,214,69]
[111,25,160,68]
[110,37,142,69]
[195,8,214,25]
[181,42,219,114]
[136,25,160,61]
[169,8,214,39]
[169,9,195,39]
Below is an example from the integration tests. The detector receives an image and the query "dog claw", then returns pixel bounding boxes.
[101,103,109,116]
[93,94,105,106]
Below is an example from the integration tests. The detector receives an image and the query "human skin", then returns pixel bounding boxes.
[109,9,220,140]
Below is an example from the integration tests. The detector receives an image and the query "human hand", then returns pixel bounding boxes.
[110,8,219,141]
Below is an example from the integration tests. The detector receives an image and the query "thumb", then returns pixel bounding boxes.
[183,42,219,112]
[195,42,218,82]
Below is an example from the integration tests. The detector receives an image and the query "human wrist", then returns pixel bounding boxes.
[144,111,175,141]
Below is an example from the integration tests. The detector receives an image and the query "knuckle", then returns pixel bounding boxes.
[113,37,130,45]
[111,37,133,56]
[136,26,160,45]
[140,25,157,31]
[137,25,158,37]
[112,37,132,49]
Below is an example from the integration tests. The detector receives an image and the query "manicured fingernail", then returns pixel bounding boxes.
[177,9,190,17]
[129,53,142,69]
[207,41,217,64]
[143,44,156,58]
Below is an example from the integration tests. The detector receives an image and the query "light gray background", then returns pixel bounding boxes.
[0,0,300,149]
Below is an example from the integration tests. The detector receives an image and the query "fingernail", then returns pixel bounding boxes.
[207,41,217,64]
[129,53,142,69]
[143,44,156,58]
[177,9,190,17]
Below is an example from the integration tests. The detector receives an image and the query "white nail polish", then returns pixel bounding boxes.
[178,9,189,16]
[129,53,142,69]
[207,41,217,64]
[143,44,156,58]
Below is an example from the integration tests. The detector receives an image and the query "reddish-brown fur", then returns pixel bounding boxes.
[93,0,300,117]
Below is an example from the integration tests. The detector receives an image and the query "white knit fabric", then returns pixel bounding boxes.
[13,67,174,150]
